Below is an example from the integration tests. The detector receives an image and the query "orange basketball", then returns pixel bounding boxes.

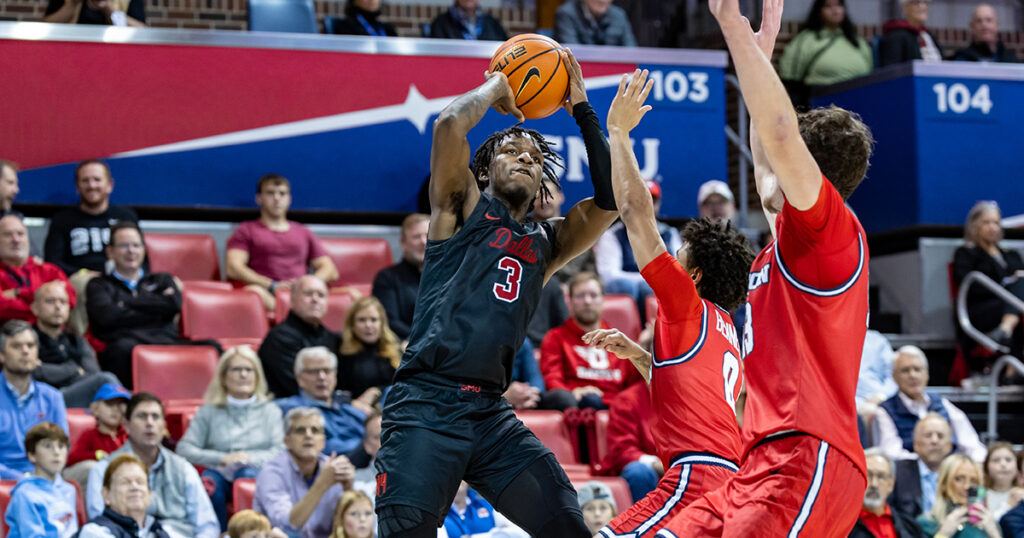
[489,33,570,120]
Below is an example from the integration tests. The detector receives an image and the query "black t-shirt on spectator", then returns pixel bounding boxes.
[44,205,139,275]
[45,0,146,24]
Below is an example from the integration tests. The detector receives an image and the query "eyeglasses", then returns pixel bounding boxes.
[228,366,255,375]
[289,425,324,436]
[300,367,335,377]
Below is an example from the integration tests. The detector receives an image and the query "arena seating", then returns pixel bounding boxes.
[601,294,643,341]
[181,288,269,344]
[131,345,219,405]
[233,478,257,512]
[66,408,95,449]
[145,233,220,281]
[0,480,13,537]
[587,410,611,475]
[514,410,589,475]
[318,237,393,289]
[246,0,317,33]
[181,280,233,292]
[273,288,356,332]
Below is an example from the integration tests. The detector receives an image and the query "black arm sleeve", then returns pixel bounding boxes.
[572,101,615,211]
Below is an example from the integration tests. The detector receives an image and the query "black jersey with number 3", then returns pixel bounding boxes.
[395,193,555,390]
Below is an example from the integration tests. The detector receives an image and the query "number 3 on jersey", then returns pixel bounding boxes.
[493,256,523,303]
[722,351,740,415]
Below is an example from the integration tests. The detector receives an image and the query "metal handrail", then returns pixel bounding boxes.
[955,270,1024,440]
[724,74,750,230]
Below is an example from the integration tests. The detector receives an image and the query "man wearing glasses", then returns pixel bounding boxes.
[275,346,369,456]
[880,0,944,67]
[85,221,220,388]
[255,406,357,538]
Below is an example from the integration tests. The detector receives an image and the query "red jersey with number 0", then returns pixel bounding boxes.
[742,178,868,476]
[640,252,743,467]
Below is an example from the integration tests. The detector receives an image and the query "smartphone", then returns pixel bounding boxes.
[967,486,985,524]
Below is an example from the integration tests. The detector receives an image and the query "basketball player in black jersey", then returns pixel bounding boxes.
[374,51,619,537]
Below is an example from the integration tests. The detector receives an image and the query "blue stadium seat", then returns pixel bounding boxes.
[247,0,317,33]
[323,15,341,34]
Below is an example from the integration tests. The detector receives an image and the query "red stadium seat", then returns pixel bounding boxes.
[233,478,257,512]
[145,233,221,281]
[71,480,87,526]
[601,294,642,341]
[165,403,201,441]
[0,480,15,537]
[587,410,611,475]
[182,280,233,292]
[318,237,392,288]
[132,345,219,405]
[181,288,269,341]
[514,410,587,475]
[570,476,632,514]
[66,408,95,449]
[274,288,356,332]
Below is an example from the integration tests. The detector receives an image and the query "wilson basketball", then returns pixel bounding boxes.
[489,34,569,120]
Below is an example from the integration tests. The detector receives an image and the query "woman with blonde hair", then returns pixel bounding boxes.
[918,454,1001,538]
[176,346,285,531]
[332,490,375,538]
[338,296,401,407]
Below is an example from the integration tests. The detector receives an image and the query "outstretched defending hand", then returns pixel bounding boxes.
[754,0,784,58]
[484,70,525,123]
[708,0,742,23]
[606,69,654,134]
[583,328,647,361]
[561,48,588,114]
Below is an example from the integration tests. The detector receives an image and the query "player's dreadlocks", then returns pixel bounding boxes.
[471,125,563,205]
[681,218,755,312]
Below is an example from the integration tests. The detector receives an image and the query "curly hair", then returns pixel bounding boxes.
[798,105,875,201]
[681,218,755,312]
[470,125,563,205]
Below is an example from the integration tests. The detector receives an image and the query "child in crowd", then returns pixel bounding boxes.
[3,422,79,537]
[442,481,528,538]
[578,481,618,537]
[64,383,130,486]
[984,441,1024,521]
[227,509,288,538]
[332,490,375,538]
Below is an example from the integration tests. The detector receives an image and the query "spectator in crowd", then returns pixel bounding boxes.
[64,383,130,488]
[254,407,356,538]
[78,453,171,537]
[0,320,69,479]
[874,345,987,463]
[696,179,736,224]
[331,0,397,36]
[427,0,507,41]
[260,275,342,398]
[276,347,368,456]
[891,413,955,518]
[345,411,381,486]
[44,160,140,334]
[85,393,219,537]
[3,422,79,537]
[0,159,21,219]
[603,381,657,503]
[849,448,926,538]
[540,272,643,411]
[0,215,76,323]
[228,509,287,538]
[502,339,544,410]
[176,346,285,531]
[226,174,338,312]
[31,281,118,408]
[953,201,1024,363]
[337,296,400,402]
[577,481,617,537]
[531,177,596,287]
[331,490,374,538]
[857,329,898,424]
[917,454,1001,538]
[879,0,943,67]
[778,0,872,107]
[1002,453,1024,538]
[43,0,145,26]
[983,442,1023,521]
[87,222,220,388]
[371,213,428,343]
[443,481,527,538]
[554,0,637,47]
[952,4,1018,63]
[594,180,681,309]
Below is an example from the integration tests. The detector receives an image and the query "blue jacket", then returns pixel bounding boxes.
[0,372,68,479]
[1003,502,1024,538]
[4,474,78,537]
[275,391,366,455]
[879,392,954,452]
[444,489,497,537]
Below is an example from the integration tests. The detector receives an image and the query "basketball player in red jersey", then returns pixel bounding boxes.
[580,69,755,538]
[659,0,875,536]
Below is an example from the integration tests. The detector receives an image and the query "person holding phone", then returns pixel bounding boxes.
[917,454,1001,538]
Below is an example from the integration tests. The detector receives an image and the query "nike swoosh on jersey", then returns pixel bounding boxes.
[484,213,501,220]
[515,67,542,99]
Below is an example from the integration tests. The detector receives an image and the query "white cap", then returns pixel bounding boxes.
[697,180,734,205]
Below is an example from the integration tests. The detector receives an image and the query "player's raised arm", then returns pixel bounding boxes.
[712,0,821,211]
[545,50,618,282]
[429,72,524,241]
[747,1,785,236]
[605,69,665,270]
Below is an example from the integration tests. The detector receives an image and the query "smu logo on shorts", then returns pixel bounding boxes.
[376,473,387,496]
